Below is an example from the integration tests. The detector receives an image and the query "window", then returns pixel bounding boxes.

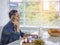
[42,0,60,27]
[9,0,60,27]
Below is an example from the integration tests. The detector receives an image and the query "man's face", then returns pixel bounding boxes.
[14,12,20,22]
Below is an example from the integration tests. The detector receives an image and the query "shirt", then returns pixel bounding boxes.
[1,21,25,45]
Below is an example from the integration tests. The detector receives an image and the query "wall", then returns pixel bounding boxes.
[0,0,9,27]
[0,0,9,41]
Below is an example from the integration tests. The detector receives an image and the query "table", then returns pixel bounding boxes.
[8,40,33,45]
[8,30,60,45]
[23,43,33,45]
[7,40,20,45]
[8,37,60,45]
[41,30,60,45]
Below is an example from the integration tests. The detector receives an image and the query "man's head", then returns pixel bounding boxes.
[9,10,19,22]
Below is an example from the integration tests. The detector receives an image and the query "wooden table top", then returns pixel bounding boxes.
[8,40,33,45]
[23,43,33,45]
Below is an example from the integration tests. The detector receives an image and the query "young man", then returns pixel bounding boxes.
[1,10,31,45]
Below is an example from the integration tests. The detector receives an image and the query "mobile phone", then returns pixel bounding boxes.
[11,17,15,22]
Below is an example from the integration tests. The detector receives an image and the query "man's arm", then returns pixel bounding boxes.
[20,31,25,37]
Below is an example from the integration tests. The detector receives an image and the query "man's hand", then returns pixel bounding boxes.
[13,20,20,33]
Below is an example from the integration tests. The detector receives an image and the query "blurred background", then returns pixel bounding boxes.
[0,0,60,42]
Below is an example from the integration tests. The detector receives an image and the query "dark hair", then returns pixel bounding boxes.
[9,10,18,19]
